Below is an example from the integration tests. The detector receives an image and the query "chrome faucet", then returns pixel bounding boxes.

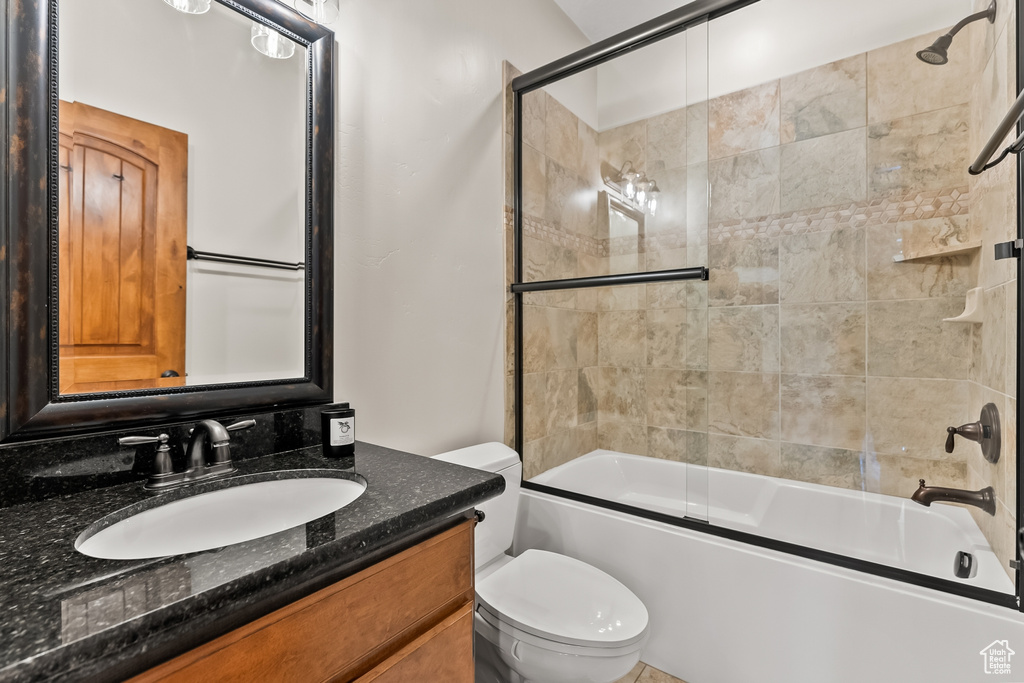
[119,419,255,492]
[911,479,996,516]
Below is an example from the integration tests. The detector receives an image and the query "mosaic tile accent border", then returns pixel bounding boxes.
[710,186,970,243]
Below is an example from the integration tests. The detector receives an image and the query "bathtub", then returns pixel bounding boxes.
[517,450,1024,683]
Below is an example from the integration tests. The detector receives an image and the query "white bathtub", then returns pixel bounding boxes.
[530,450,1012,593]
[518,450,1024,683]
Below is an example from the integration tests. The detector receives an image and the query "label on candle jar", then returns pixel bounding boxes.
[330,417,354,446]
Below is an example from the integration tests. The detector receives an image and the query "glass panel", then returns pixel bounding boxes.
[699,0,1015,593]
[518,25,713,524]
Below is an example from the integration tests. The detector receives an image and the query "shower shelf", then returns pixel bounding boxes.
[892,240,981,262]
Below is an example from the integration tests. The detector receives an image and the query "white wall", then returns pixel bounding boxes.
[59,0,306,383]
[329,0,591,456]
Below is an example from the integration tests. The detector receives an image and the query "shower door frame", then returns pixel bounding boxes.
[511,0,1023,611]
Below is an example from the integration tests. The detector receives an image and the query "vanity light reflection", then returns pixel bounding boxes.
[163,0,211,14]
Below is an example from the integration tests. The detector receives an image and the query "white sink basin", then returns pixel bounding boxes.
[76,476,367,560]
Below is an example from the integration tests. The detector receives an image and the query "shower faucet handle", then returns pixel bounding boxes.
[945,421,986,453]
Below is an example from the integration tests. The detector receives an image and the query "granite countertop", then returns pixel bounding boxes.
[0,441,504,682]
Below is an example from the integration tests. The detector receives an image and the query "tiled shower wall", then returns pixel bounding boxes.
[506,16,1017,571]
[965,0,1018,573]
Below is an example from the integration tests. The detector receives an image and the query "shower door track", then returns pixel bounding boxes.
[510,0,1024,611]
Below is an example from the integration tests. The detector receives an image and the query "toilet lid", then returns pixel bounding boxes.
[476,549,649,648]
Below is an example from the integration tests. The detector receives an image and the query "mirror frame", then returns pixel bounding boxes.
[0,0,334,442]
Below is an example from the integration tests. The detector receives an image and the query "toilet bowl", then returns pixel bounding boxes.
[433,443,649,683]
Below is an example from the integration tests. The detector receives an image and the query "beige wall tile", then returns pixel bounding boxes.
[522,89,546,154]
[598,367,646,424]
[546,369,578,434]
[523,305,578,373]
[578,367,599,425]
[1007,282,1017,399]
[779,227,865,303]
[523,372,547,442]
[866,377,970,460]
[709,81,781,159]
[781,54,867,144]
[781,442,867,490]
[598,420,648,456]
[599,310,646,367]
[781,374,865,450]
[867,30,972,124]
[647,308,687,369]
[577,311,598,367]
[708,305,780,373]
[647,369,707,431]
[867,105,970,199]
[1001,396,1016,504]
[522,143,546,219]
[545,95,579,172]
[647,107,687,173]
[866,222,972,301]
[780,303,866,375]
[708,147,781,221]
[648,428,708,466]
[599,120,646,179]
[524,235,576,282]
[646,246,688,272]
[875,454,968,497]
[545,158,587,233]
[780,128,867,212]
[687,308,709,371]
[866,299,971,379]
[577,118,600,187]
[647,282,697,309]
[647,426,688,462]
[709,371,779,439]
[576,422,599,457]
[973,161,1017,290]
[597,283,644,311]
[980,283,1008,394]
[709,237,779,307]
[708,434,782,477]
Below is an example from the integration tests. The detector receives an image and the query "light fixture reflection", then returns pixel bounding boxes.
[251,22,296,59]
[604,161,660,216]
[163,0,211,14]
[294,0,339,24]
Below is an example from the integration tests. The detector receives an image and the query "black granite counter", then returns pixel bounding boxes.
[0,441,503,682]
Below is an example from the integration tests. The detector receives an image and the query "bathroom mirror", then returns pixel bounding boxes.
[0,0,334,441]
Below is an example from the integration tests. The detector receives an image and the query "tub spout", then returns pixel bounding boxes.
[911,479,996,516]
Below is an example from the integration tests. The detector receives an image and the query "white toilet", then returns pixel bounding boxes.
[433,443,649,683]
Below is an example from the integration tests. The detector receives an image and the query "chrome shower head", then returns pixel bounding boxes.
[916,0,996,66]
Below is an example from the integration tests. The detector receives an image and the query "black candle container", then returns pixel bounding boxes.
[321,403,355,459]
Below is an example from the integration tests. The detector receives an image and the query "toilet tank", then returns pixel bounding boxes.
[432,442,522,570]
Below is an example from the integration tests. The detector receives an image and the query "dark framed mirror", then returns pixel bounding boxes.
[1,0,334,442]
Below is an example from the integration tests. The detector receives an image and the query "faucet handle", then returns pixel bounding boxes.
[119,433,167,447]
[225,419,256,432]
[945,421,985,453]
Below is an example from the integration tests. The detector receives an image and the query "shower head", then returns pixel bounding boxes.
[916,0,996,65]
[916,34,953,65]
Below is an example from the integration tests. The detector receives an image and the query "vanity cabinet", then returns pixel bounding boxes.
[128,519,475,683]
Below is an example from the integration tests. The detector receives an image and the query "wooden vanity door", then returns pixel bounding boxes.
[58,101,188,394]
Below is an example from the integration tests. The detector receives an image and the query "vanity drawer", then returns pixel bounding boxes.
[129,519,475,683]
[354,601,474,683]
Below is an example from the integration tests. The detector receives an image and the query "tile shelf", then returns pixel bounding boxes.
[891,240,982,263]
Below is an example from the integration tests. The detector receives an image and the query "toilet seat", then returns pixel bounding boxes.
[475,549,649,651]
